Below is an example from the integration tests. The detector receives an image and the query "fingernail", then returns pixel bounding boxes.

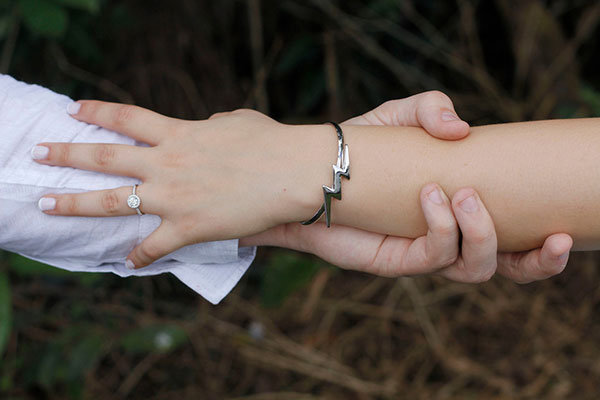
[558,251,569,264]
[125,259,135,270]
[441,111,459,122]
[459,195,479,213]
[38,197,56,211]
[31,145,49,160]
[66,102,81,115]
[427,187,444,205]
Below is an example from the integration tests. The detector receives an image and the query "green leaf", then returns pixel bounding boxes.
[580,85,600,116]
[275,35,319,75]
[9,253,102,285]
[0,15,11,40]
[35,343,62,388]
[55,0,100,14]
[260,251,320,308]
[18,0,69,38]
[66,334,104,381]
[0,271,11,359]
[9,253,72,277]
[296,69,325,113]
[120,325,187,354]
[27,327,106,391]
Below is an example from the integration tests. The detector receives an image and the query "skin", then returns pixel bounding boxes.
[305,120,597,252]
[31,92,572,284]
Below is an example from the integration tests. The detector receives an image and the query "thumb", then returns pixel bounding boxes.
[343,90,470,140]
[412,91,470,140]
[125,222,183,270]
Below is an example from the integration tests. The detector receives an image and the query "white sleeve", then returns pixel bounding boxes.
[0,74,256,304]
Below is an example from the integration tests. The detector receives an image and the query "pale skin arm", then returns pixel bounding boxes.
[240,96,572,283]
[281,119,596,253]
[31,99,575,281]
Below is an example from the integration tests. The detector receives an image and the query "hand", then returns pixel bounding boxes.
[240,91,573,283]
[32,103,319,269]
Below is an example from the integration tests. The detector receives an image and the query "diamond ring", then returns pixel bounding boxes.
[127,184,143,215]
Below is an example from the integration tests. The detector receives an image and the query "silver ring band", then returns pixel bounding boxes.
[127,184,143,216]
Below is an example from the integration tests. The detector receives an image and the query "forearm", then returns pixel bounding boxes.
[292,119,600,252]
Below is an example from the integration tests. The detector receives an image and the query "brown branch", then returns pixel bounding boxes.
[528,2,600,118]
[0,8,20,74]
[306,0,443,92]
[248,0,269,112]
[51,44,134,104]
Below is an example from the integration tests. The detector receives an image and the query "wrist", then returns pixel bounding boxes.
[281,123,339,223]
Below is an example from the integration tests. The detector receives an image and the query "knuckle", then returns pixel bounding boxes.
[209,111,228,119]
[56,144,71,165]
[176,218,199,242]
[138,242,161,263]
[476,268,495,283]
[423,90,450,104]
[436,252,458,268]
[160,150,185,168]
[539,262,566,278]
[514,276,533,285]
[63,195,79,215]
[504,252,522,272]
[380,99,402,110]
[80,100,100,119]
[434,222,457,238]
[454,259,495,283]
[93,144,115,167]
[467,229,495,246]
[464,270,494,284]
[232,108,260,118]
[166,123,188,140]
[501,253,533,283]
[113,105,136,127]
[100,191,120,214]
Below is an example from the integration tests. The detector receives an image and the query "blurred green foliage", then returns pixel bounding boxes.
[13,0,99,38]
[260,251,322,308]
[0,270,11,359]
[580,86,600,116]
[25,327,105,397]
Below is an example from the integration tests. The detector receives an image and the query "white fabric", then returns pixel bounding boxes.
[0,74,256,304]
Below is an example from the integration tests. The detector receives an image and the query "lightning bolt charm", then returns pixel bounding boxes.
[301,122,350,227]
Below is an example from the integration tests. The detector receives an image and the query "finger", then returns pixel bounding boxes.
[290,222,404,275]
[208,111,232,119]
[385,184,459,276]
[67,100,176,145]
[497,233,573,283]
[342,90,470,140]
[37,185,155,217]
[31,142,149,178]
[438,188,498,283]
[126,222,183,269]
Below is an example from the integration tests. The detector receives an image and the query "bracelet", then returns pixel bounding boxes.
[300,121,350,227]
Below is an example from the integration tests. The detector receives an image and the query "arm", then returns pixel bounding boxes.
[291,119,597,252]
[242,97,572,283]
[36,102,580,266]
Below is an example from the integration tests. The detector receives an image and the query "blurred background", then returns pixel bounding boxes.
[1,0,600,398]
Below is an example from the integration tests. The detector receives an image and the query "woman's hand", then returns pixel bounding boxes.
[240,91,573,283]
[32,103,314,269]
